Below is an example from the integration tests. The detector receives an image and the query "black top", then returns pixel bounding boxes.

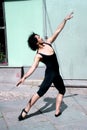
[38,42,59,72]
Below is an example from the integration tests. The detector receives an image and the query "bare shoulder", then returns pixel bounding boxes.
[35,53,42,60]
[46,38,52,44]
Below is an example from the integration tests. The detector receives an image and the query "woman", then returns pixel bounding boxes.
[17,12,73,121]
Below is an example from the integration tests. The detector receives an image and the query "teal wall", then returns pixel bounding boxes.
[4,0,87,79]
[5,0,43,66]
[44,0,87,79]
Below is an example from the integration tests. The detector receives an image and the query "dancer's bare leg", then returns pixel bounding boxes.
[55,93,63,115]
[22,93,40,117]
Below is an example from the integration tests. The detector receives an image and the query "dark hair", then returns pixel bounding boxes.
[27,32,39,51]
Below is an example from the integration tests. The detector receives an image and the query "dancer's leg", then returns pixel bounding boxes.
[55,93,63,115]
[21,93,40,118]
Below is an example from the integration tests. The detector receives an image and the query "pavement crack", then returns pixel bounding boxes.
[1,112,9,130]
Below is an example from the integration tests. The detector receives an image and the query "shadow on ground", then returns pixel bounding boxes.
[20,93,77,120]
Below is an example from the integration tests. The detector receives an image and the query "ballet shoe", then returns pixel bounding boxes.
[55,112,62,117]
[18,108,28,121]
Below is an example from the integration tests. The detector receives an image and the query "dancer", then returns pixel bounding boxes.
[17,12,73,121]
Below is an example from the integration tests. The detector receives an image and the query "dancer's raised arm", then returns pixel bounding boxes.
[47,12,73,44]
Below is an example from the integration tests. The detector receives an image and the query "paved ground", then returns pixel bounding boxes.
[0,82,87,130]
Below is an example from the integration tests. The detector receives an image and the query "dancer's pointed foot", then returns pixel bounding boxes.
[55,112,62,117]
[18,108,28,121]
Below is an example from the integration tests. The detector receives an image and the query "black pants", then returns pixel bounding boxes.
[37,70,66,97]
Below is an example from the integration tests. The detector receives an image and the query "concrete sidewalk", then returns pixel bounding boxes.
[0,83,87,130]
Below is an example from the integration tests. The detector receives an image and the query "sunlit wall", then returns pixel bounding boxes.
[4,0,87,79]
[5,0,43,66]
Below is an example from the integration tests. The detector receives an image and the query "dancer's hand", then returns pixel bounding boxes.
[65,12,74,21]
[16,77,25,87]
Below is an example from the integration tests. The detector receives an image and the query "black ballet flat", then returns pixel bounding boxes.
[55,112,62,117]
[18,108,28,121]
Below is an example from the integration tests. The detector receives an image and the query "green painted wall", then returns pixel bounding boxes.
[44,0,87,79]
[4,0,87,79]
[5,0,43,66]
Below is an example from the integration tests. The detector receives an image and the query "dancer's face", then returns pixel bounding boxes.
[35,35,43,44]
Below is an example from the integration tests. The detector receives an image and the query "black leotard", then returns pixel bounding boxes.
[37,42,65,97]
